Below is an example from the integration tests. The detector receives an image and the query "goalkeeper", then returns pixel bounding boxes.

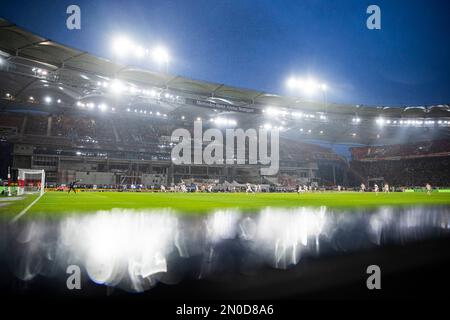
[67,179,80,194]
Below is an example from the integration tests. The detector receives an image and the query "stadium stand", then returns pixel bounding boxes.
[350,141,450,187]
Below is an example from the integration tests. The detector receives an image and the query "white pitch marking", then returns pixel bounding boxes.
[10,192,45,224]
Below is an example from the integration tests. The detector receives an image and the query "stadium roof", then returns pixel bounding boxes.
[1,18,450,146]
[1,18,449,118]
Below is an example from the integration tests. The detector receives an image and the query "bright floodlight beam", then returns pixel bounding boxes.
[286,77,328,96]
[134,46,146,58]
[303,78,319,96]
[112,36,132,56]
[152,46,170,72]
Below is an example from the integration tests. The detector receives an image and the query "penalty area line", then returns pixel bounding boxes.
[10,192,45,224]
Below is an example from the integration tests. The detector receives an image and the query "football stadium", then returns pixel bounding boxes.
[0,1,450,306]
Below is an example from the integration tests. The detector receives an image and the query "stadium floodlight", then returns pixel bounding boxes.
[44,96,52,104]
[57,99,61,104]
[111,79,125,94]
[286,77,298,89]
[265,107,288,117]
[303,78,319,95]
[29,96,34,101]
[98,103,108,112]
[181,116,185,120]
[134,45,146,58]
[0,57,3,65]
[112,36,133,56]
[152,46,170,72]
[213,117,237,126]
[286,76,329,97]
[376,117,384,126]
[5,93,11,98]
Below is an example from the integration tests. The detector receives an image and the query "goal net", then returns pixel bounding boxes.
[17,169,45,196]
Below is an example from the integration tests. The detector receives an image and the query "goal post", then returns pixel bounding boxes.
[17,169,45,196]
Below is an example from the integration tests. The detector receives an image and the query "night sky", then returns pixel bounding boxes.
[1,0,449,106]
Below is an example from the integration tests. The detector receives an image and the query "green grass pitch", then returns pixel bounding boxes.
[1,191,450,219]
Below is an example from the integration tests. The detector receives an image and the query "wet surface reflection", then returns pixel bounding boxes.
[3,206,450,292]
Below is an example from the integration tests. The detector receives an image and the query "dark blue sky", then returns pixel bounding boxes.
[1,0,449,106]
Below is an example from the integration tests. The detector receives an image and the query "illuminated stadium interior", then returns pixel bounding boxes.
[0,18,449,189]
[1,14,450,303]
